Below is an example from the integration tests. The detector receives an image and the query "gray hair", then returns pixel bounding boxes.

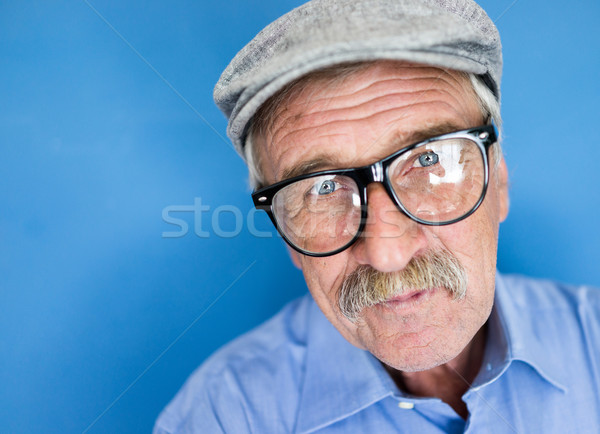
[245,63,503,190]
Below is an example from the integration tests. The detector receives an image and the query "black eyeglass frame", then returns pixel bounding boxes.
[252,124,497,257]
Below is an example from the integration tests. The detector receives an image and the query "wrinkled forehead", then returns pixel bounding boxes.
[252,61,481,183]
[257,61,474,132]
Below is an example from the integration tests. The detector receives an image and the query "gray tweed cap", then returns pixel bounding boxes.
[214,0,502,157]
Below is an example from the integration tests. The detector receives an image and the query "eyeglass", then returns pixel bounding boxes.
[252,124,497,257]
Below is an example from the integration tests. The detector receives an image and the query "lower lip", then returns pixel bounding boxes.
[382,289,435,309]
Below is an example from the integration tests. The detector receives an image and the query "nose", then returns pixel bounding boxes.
[352,183,428,272]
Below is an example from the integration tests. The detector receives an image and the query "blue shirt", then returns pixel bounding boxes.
[154,273,600,433]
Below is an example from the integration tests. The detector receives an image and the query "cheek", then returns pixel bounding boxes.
[428,201,500,300]
[298,256,346,309]
[450,217,499,314]
[298,255,369,347]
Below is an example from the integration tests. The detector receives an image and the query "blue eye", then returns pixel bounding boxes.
[318,179,336,195]
[418,152,439,167]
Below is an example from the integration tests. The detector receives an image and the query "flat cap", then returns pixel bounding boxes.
[214,0,502,157]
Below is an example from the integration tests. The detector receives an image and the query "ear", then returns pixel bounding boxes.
[496,157,510,223]
[286,245,303,269]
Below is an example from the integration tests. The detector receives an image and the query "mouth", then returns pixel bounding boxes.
[379,288,436,310]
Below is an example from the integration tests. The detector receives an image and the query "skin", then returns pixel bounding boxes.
[256,61,509,418]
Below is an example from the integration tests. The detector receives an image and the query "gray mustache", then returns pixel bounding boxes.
[337,250,468,321]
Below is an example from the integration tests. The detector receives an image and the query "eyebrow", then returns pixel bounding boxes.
[280,121,470,181]
[281,156,338,181]
[397,121,466,146]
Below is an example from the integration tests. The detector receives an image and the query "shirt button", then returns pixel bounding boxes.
[398,401,415,410]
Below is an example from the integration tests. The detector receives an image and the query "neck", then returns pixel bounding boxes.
[384,323,487,420]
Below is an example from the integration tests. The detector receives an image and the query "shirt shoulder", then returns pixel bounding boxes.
[485,273,600,431]
[497,273,600,383]
[154,294,313,434]
[499,272,600,311]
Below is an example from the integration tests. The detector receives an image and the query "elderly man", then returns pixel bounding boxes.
[155,0,600,432]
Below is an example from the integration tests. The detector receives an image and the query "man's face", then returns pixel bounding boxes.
[258,61,509,372]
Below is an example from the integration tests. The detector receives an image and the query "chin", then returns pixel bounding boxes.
[360,324,468,373]
[387,350,456,372]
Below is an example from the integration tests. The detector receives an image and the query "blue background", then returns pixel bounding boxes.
[1,0,599,432]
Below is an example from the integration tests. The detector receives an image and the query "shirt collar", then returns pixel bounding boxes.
[295,298,396,433]
[490,272,568,392]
